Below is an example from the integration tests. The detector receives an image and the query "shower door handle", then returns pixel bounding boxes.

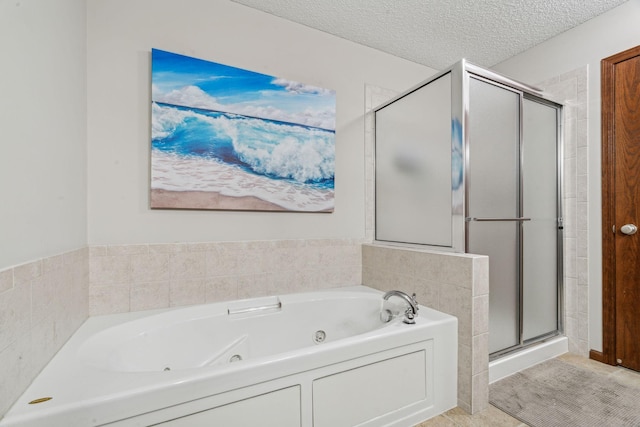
[466,217,532,222]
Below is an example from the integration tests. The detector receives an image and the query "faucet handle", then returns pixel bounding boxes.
[403,307,416,324]
[411,293,419,311]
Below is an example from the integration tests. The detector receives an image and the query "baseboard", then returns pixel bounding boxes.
[589,349,604,363]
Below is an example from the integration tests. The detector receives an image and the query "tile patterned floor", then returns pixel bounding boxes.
[415,353,640,427]
[415,405,527,427]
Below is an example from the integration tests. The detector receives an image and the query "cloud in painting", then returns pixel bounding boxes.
[155,85,225,111]
[271,78,334,96]
[154,85,335,130]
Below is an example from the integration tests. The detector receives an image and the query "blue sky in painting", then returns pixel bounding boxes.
[151,49,336,130]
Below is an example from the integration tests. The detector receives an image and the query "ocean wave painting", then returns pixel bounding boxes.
[150,49,336,212]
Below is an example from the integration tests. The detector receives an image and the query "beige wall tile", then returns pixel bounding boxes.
[0,280,31,353]
[564,157,577,198]
[236,274,268,299]
[205,276,238,303]
[564,277,578,318]
[131,252,170,283]
[576,201,588,232]
[361,243,483,413]
[90,255,131,285]
[149,243,190,254]
[205,248,240,277]
[437,256,473,288]
[472,295,489,336]
[13,260,42,286]
[90,284,130,315]
[472,257,489,297]
[563,200,577,239]
[42,253,65,274]
[439,285,472,346]
[0,269,12,294]
[471,370,489,413]
[81,239,364,315]
[89,245,108,257]
[31,271,61,327]
[30,318,58,376]
[576,230,588,258]
[170,278,206,307]
[170,251,206,279]
[235,249,268,275]
[408,278,439,308]
[563,116,578,159]
[577,118,588,149]
[63,247,88,266]
[0,337,33,415]
[473,333,489,376]
[107,244,149,256]
[457,342,472,412]
[130,282,170,312]
[1,248,89,418]
[577,283,588,315]
[564,237,577,279]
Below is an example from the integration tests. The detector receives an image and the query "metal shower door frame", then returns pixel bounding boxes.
[455,61,565,358]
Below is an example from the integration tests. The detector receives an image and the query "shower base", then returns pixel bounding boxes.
[489,336,568,383]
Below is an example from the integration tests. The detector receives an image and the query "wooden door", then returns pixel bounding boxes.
[601,45,640,371]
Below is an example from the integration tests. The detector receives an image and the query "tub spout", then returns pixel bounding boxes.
[382,290,419,324]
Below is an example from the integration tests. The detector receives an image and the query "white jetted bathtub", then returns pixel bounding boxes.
[1,286,457,427]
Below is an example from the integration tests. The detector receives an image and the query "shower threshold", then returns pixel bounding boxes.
[489,336,568,383]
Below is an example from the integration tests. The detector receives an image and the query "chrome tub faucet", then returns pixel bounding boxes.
[382,290,419,324]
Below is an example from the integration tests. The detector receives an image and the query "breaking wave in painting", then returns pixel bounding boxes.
[151,102,335,211]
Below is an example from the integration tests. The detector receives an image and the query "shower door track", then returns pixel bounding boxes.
[490,331,563,361]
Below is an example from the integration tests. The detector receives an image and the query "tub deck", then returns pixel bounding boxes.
[0,286,457,427]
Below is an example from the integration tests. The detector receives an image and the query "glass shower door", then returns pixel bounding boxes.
[467,77,561,356]
[467,77,522,354]
[521,97,560,342]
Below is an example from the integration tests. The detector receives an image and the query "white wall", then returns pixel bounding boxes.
[86,0,434,246]
[494,0,640,352]
[0,0,87,269]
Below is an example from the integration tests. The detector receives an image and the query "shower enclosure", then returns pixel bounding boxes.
[374,60,563,358]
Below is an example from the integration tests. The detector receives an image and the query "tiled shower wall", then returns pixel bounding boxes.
[0,248,89,415]
[362,244,489,414]
[89,239,363,315]
[537,66,589,356]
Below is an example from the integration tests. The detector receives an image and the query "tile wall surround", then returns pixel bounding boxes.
[362,244,489,414]
[0,248,89,416]
[537,66,589,357]
[89,239,363,315]
[1,239,360,417]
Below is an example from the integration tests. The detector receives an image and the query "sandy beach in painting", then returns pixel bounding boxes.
[150,149,334,212]
[151,189,289,211]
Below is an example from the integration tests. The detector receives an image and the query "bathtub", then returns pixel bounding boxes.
[1,286,457,427]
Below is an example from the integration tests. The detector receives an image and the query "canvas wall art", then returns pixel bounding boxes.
[150,49,336,212]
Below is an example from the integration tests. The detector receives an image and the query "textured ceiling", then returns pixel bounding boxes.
[230,0,628,70]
